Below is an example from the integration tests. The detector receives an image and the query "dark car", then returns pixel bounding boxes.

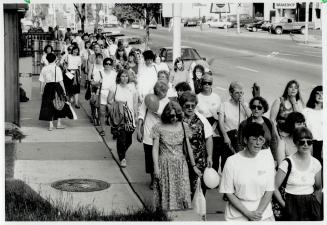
[159,46,210,72]
[261,21,272,31]
[184,18,198,27]
[228,14,256,28]
[245,20,265,32]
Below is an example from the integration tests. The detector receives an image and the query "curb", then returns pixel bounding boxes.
[79,91,147,209]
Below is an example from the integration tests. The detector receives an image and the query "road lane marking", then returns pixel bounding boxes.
[236,66,258,73]
[213,86,227,91]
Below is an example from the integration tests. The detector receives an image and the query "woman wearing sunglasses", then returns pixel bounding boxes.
[274,127,322,221]
[196,74,221,172]
[179,91,213,199]
[237,96,279,160]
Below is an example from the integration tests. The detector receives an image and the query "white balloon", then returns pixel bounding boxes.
[203,168,220,189]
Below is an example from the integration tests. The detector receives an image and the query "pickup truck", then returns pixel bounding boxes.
[270,17,314,35]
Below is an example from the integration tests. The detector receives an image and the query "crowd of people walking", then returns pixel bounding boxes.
[38,28,323,221]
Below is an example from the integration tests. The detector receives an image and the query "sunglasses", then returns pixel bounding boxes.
[250,105,263,110]
[170,114,177,119]
[202,82,212,86]
[183,103,196,109]
[298,139,313,146]
[104,63,112,66]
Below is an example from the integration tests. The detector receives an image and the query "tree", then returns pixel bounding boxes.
[112,3,161,49]
[74,3,86,32]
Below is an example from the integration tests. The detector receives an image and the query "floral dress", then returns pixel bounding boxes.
[183,114,207,196]
[152,122,192,211]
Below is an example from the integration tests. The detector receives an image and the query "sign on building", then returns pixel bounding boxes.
[274,2,296,9]
[210,3,230,13]
[162,3,173,17]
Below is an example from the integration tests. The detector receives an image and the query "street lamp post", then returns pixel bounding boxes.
[304,2,309,44]
[172,3,182,62]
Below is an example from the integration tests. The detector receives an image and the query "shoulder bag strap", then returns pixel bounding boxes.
[54,65,57,82]
[181,121,189,157]
[281,158,292,187]
[114,85,117,102]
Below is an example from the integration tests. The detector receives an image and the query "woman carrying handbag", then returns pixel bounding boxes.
[39,53,70,131]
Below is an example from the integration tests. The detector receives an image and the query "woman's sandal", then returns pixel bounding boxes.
[99,131,105,136]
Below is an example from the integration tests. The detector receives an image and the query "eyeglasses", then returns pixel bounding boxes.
[104,63,112,66]
[170,114,177,119]
[249,136,265,144]
[298,139,313,146]
[183,103,196,109]
[233,91,244,95]
[250,105,263,110]
[202,82,212,86]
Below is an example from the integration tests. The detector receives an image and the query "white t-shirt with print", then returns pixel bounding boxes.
[219,149,275,221]
[279,156,321,195]
[219,98,248,132]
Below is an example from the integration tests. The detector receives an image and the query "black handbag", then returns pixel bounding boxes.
[181,122,190,162]
[272,158,292,221]
[85,80,91,100]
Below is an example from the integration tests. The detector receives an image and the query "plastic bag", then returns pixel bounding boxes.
[192,177,206,220]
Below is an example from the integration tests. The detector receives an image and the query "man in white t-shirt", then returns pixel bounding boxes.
[137,50,158,104]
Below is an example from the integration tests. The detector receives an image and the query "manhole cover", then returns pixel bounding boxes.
[51,179,110,192]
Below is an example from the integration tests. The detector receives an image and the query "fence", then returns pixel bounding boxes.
[21,32,62,75]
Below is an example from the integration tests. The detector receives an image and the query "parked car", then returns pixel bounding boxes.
[228,14,256,28]
[245,20,266,32]
[131,21,141,29]
[184,18,198,27]
[102,23,122,34]
[149,20,157,29]
[206,19,232,29]
[158,46,210,72]
[116,35,145,52]
[270,17,314,35]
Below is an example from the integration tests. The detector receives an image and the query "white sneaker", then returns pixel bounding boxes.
[120,159,127,168]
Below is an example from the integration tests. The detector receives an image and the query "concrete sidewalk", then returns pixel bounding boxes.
[15,57,143,216]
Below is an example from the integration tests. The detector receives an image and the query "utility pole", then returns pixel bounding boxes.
[322,1,326,97]
[304,1,309,44]
[172,3,182,62]
[237,3,240,34]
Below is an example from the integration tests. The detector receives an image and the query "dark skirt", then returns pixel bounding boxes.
[144,144,154,174]
[284,193,322,221]
[63,69,80,96]
[39,82,73,121]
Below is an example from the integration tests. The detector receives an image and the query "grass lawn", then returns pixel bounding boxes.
[5,179,171,221]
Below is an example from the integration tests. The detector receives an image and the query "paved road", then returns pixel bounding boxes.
[124,27,322,107]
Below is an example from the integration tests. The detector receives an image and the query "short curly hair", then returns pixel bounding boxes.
[249,96,269,113]
[178,91,198,107]
[161,101,183,124]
